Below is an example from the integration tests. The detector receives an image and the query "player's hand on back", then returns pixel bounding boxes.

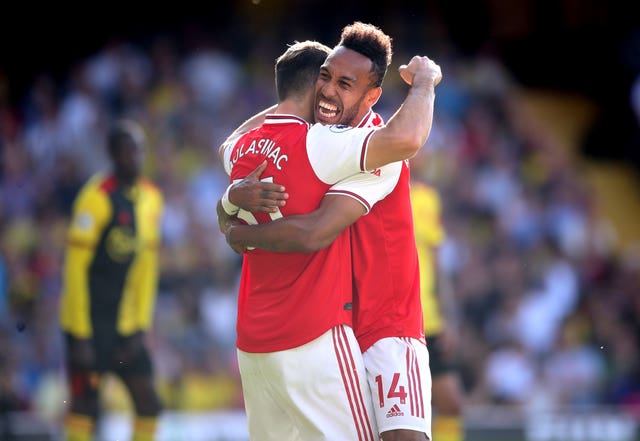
[230,160,289,213]
[399,55,442,88]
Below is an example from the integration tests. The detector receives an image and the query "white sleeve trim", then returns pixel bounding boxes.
[327,162,402,214]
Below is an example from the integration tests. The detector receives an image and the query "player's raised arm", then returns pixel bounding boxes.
[364,55,442,170]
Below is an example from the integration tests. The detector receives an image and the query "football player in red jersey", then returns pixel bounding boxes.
[220,22,441,441]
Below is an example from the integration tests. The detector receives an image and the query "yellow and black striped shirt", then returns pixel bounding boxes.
[59,173,163,338]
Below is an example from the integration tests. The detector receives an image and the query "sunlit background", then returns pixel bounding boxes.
[1,1,639,440]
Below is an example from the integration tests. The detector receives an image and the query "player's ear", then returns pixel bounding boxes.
[365,86,382,108]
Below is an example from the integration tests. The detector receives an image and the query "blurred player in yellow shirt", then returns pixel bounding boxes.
[59,119,164,441]
[411,178,465,441]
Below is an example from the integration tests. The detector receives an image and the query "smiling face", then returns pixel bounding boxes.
[314,46,381,127]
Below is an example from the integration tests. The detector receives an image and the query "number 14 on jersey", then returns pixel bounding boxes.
[374,373,407,407]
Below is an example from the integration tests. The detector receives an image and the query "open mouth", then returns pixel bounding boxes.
[317,99,340,122]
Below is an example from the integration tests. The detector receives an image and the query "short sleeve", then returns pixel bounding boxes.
[326,161,402,214]
[306,124,377,183]
[221,138,239,176]
[67,183,111,247]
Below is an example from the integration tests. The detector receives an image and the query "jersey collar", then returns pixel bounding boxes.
[355,109,384,128]
[264,114,309,126]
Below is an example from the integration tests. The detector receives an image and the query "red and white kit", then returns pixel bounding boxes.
[331,110,432,437]
[222,114,399,440]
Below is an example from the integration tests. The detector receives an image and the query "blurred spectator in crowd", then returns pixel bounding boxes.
[410,174,466,441]
[58,119,163,441]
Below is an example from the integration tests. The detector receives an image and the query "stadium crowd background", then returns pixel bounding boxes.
[1,0,640,438]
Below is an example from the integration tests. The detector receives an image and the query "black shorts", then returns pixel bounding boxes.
[426,334,457,377]
[64,331,152,376]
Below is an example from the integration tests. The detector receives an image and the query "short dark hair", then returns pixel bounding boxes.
[338,22,392,87]
[275,40,331,101]
[107,119,145,157]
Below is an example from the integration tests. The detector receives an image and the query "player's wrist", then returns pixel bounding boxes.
[411,81,436,94]
[411,72,438,90]
[221,184,240,216]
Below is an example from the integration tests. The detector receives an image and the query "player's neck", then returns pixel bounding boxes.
[352,108,373,128]
[273,100,313,122]
[114,172,138,188]
[275,97,314,123]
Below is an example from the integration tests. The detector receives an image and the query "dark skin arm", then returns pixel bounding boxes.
[216,161,289,237]
[364,56,442,170]
[226,195,366,253]
[228,161,288,214]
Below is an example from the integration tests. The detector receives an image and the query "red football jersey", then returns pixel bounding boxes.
[223,114,396,353]
[332,111,425,352]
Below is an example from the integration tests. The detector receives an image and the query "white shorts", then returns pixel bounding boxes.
[364,337,432,438]
[237,325,378,441]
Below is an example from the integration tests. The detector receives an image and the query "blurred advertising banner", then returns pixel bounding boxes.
[526,412,638,441]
